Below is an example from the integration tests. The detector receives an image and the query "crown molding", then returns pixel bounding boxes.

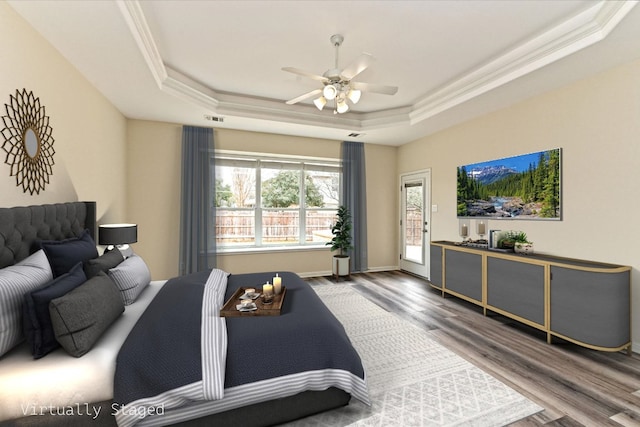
[117,0,636,134]
[163,68,220,110]
[359,107,412,130]
[116,0,166,86]
[164,65,413,132]
[409,0,637,124]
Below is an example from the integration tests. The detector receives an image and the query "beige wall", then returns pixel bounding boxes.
[0,2,127,222]
[127,125,399,279]
[365,144,398,269]
[398,58,640,350]
[126,120,182,280]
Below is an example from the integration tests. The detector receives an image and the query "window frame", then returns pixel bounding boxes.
[215,150,341,252]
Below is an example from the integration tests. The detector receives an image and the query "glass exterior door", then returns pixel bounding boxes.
[400,171,430,277]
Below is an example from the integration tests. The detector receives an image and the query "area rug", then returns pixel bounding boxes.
[285,284,543,427]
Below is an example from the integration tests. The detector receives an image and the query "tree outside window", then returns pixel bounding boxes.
[215,154,340,249]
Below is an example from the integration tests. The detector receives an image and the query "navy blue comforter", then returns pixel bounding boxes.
[114,270,366,425]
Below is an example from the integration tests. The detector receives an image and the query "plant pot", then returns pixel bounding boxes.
[499,240,515,250]
[514,242,534,255]
[332,255,350,278]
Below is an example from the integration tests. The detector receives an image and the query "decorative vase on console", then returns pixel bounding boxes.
[514,242,534,254]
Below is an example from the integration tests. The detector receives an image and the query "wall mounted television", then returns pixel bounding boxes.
[457,148,561,220]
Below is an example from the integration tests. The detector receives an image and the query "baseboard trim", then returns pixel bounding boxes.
[366,265,400,273]
[297,266,400,278]
[297,270,332,278]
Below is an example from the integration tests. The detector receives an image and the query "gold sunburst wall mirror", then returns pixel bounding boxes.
[1,89,55,195]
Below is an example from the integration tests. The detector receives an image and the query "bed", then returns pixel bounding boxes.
[0,202,369,426]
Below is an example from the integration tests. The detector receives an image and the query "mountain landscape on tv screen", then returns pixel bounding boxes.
[468,165,518,185]
[457,149,561,219]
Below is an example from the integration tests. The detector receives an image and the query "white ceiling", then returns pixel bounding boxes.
[8,0,640,146]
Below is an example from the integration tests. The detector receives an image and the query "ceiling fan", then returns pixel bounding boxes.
[283,34,398,114]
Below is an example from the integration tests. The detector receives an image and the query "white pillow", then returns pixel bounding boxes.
[0,250,53,356]
[108,254,151,305]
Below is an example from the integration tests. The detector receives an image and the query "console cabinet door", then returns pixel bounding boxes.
[550,266,630,349]
[487,257,545,327]
[429,245,443,289]
[444,250,482,302]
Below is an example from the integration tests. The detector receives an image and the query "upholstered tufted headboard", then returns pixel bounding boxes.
[0,201,96,269]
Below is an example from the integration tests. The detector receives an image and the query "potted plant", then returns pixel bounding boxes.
[326,205,353,279]
[514,233,534,254]
[498,230,533,254]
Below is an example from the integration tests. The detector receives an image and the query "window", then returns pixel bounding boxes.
[215,152,340,250]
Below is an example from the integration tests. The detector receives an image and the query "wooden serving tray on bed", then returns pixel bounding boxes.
[220,286,287,317]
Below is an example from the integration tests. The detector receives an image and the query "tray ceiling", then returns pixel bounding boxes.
[8,0,640,145]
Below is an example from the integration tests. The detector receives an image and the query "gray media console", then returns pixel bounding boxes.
[429,241,631,353]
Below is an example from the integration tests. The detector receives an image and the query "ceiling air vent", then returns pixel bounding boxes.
[204,115,224,123]
[347,132,363,138]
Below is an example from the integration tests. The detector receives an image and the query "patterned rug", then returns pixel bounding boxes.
[285,284,543,427]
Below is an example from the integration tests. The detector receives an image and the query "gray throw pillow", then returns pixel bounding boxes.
[83,247,124,279]
[0,250,53,356]
[49,272,124,357]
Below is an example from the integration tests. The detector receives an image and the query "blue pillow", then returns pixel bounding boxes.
[39,230,98,277]
[23,262,87,358]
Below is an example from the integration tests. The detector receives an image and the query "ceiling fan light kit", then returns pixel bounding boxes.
[313,96,327,111]
[283,34,398,114]
[323,84,338,100]
[347,88,361,104]
[336,98,349,114]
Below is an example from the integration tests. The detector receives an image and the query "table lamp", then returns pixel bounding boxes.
[99,223,137,257]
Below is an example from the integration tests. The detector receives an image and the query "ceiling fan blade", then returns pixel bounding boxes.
[286,88,323,105]
[282,67,328,82]
[351,81,398,95]
[340,53,375,80]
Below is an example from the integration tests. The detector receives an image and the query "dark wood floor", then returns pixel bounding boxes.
[305,271,640,427]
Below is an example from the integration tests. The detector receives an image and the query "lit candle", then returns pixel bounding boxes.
[273,273,282,295]
[461,224,468,237]
[477,221,485,235]
[263,283,273,296]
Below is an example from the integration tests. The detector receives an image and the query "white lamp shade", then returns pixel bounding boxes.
[336,99,349,113]
[323,84,338,100]
[347,88,361,104]
[313,96,327,110]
